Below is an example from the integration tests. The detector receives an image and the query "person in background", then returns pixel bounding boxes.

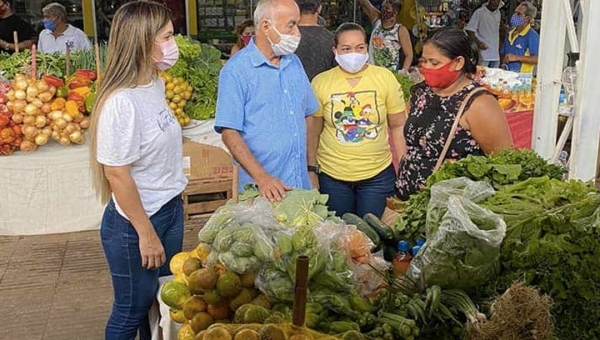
[0,0,35,54]
[89,2,186,339]
[465,0,501,68]
[214,0,318,201]
[500,2,539,73]
[357,0,413,74]
[395,28,513,200]
[294,0,336,81]
[38,2,91,54]
[230,19,254,57]
[308,23,406,218]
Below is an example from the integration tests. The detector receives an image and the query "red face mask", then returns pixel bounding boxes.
[242,35,252,46]
[420,60,461,88]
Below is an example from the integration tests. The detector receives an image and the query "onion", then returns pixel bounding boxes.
[24,103,38,116]
[11,113,24,124]
[6,90,15,101]
[31,97,43,109]
[6,101,13,111]
[38,91,53,103]
[59,136,70,146]
[55,117,67,129]
[79,118,90,129]
[40,103,51,114]
[49,110,62,120]
[22,125,37,138]
[73,114,83,123]
[62,113,73,122]
[48,86,56,97]
[65,123,78,134]
[15,79,28,91]
[26,86,39,98]
[19,140,36,152]
[36,80,49,93]
[12,99,27,113]
[35,116,47,128]
[42,126,53,136]
[69,130,83,144]
[35,133,49,146]
[14,89,26,100]
[23,115,35,125]
[51,130,60,140]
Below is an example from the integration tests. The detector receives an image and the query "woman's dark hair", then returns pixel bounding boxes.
[334,23,367,47]
[384,0,402,13]
[234,19,254,49]
[425,27,479,74]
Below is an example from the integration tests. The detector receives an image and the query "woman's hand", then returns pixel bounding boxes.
[139,228,166,270]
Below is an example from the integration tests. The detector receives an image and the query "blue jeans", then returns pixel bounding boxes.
[101,194,183,340]
[319,164,395,218]
[479,60,501,68]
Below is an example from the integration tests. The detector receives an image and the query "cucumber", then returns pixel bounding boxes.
[341,213,382,252]
[363,213,395,240]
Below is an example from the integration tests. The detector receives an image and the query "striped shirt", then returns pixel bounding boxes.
[215,38,319,191]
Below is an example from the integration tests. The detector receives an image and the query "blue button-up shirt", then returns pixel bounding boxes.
[215,39,319,191]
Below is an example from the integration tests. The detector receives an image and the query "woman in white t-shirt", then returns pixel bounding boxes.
[89,2,187,339]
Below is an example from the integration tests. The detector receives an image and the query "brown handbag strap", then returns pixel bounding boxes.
[434,87,486,171]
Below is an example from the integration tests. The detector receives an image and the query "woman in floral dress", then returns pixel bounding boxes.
[395,28,513,200]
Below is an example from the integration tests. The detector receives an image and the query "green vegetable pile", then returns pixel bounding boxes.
[0,42,107,80]
[479,177,600,339]
[391,150,565,243]
[393,73,415,103]
[167,35,222,120]
[390,149,600,338]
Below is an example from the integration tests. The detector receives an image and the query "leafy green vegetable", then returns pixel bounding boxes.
[479,177,600,339]
[393,72,415,102]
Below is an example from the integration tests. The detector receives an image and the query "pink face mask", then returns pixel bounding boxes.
[154,38,179,71]
[242,35,252,46]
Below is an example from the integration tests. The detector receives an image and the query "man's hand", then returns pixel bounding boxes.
[139,229,166,270]
[309,172,319,190]
[504,53,520,63]
[256,173,291,202]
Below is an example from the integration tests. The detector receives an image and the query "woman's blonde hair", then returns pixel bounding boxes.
[90,1,171,204]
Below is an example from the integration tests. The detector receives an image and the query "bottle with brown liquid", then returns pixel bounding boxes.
[392,241,413,277]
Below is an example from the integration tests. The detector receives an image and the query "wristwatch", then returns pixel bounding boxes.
[307,165,320,174]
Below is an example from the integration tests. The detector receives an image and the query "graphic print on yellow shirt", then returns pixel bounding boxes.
[330,90,382,143]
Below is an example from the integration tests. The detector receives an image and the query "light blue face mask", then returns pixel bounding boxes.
[43,19,57,31]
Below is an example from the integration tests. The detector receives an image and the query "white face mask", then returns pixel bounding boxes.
[335,52,369,74]
[268,21,301,56]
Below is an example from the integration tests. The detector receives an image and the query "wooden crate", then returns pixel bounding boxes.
[183,177,233,220]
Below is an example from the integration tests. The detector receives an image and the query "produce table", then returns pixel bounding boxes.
[0,141,104,236]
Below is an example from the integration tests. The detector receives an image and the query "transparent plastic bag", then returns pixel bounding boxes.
[426,177,496,238]
[408,195,506,292]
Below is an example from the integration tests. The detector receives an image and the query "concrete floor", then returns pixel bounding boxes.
[0,217,208,340]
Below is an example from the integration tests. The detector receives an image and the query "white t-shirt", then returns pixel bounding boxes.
[96,77,188,219]
[465,5,501,61]
[38,24,91,54]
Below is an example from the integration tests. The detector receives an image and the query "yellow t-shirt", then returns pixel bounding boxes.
[311,65,406,182]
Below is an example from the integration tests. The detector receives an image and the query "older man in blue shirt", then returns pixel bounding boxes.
[215,0,319,201]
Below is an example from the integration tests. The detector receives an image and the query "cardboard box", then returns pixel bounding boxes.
[182,138,233,180]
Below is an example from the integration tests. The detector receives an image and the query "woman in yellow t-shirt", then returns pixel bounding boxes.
[307,23,406,218]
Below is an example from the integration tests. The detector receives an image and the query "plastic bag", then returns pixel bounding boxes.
[426,177,496,237]
[408,195,506,292]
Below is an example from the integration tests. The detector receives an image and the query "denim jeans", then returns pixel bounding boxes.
[479,60,501,68]
[101,194,183,340]
[319,164,395,218]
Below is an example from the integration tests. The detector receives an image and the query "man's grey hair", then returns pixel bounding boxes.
[253,0,276,25]
[520,1,537,19]
[43,2,68,22]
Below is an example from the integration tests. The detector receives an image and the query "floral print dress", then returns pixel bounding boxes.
[395,81,486,200]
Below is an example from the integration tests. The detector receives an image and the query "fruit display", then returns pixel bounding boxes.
[159,72,192,127]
